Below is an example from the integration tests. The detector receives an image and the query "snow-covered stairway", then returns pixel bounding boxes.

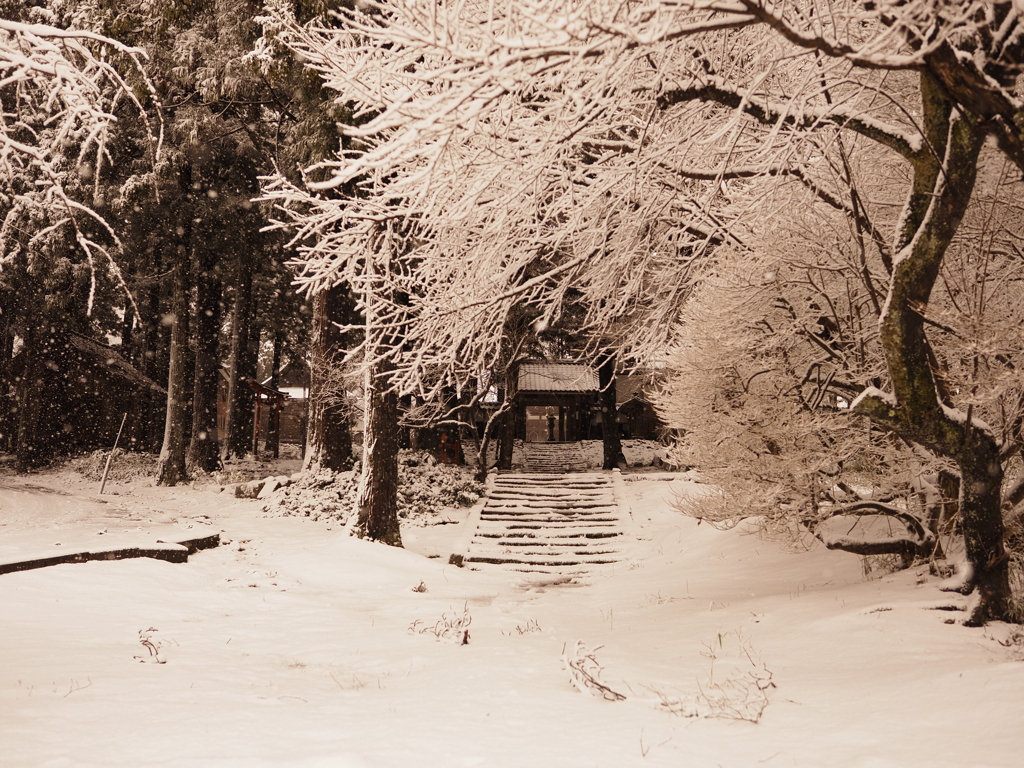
[459,472,629,573]
[524,441,589,473]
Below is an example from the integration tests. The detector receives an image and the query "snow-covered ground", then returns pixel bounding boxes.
[2,465,1022,767]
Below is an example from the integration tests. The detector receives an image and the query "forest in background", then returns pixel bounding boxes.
[4,1,1024,625]
[0,0,345,480]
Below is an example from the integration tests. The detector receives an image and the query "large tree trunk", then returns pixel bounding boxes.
[498,367,517,470]
[13,326,45,473]
[157,246,191,486]
[599,352,626,470]
[854,76,1009,625]
[221,250,255,461]
[186,253,222,473]
[0,312,13,453]
[266,328,283,459]
[119,301,134,356]
[246,325,262,457]
[130,248,168,453]
[355,233,403,547]
[475,397,510,482]
[356,355,402,546]
[303,286,354,473]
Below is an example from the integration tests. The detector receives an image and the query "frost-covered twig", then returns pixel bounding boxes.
[134,627,166,664]
[560,640,626,701]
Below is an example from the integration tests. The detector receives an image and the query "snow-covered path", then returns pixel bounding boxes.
[2,470,1023,767]
[462,472,629,573]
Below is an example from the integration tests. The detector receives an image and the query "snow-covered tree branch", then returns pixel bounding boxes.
[0,15,159,314]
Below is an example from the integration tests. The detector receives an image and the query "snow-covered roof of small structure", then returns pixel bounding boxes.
[518,362,598,393]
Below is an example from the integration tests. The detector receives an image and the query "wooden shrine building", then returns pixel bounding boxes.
[514,362,601,442]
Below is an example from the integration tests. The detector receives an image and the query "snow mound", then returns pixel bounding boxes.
[261,450,485,526]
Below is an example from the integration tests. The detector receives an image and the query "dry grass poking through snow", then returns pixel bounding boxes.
[560,632,775,723]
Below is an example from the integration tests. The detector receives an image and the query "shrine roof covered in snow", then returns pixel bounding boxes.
[517,362,598,393]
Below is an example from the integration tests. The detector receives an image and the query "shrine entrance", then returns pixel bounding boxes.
[513,362,600,443]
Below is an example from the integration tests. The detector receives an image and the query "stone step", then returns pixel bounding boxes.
[486,498,614,504]
[479,521,620,529]
[475,531,621,540]
[456,469,629,575]
[496,473,603,480]
[480,512,620,521]
[493,475,602,481]
[493,489,608,496]
[493,488,608,496]
[470,542,621,554]
[469,549,622,560]
[466,555,619,566]
[484,504,617,512]
[523,442,589,474]
[477,524,614,528]
[474,542,621,552]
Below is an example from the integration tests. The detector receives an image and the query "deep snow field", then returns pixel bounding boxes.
[2,462,1023,768]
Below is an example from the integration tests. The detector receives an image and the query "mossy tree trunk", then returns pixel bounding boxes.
[853,75,1010,625]
[132,247,168,453]
[476,395,511,482]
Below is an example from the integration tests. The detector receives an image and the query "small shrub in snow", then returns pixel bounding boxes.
[396,451,483,517]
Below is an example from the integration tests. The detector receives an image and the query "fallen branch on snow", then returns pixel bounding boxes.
[808,501,935,564]
[560,640,626,701]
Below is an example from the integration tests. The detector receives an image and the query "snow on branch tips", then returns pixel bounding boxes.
[0,19,160,316]
[262,1,942,385]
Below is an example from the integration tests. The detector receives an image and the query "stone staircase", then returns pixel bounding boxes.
[524,441,589,473]
[461,472,629,574]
